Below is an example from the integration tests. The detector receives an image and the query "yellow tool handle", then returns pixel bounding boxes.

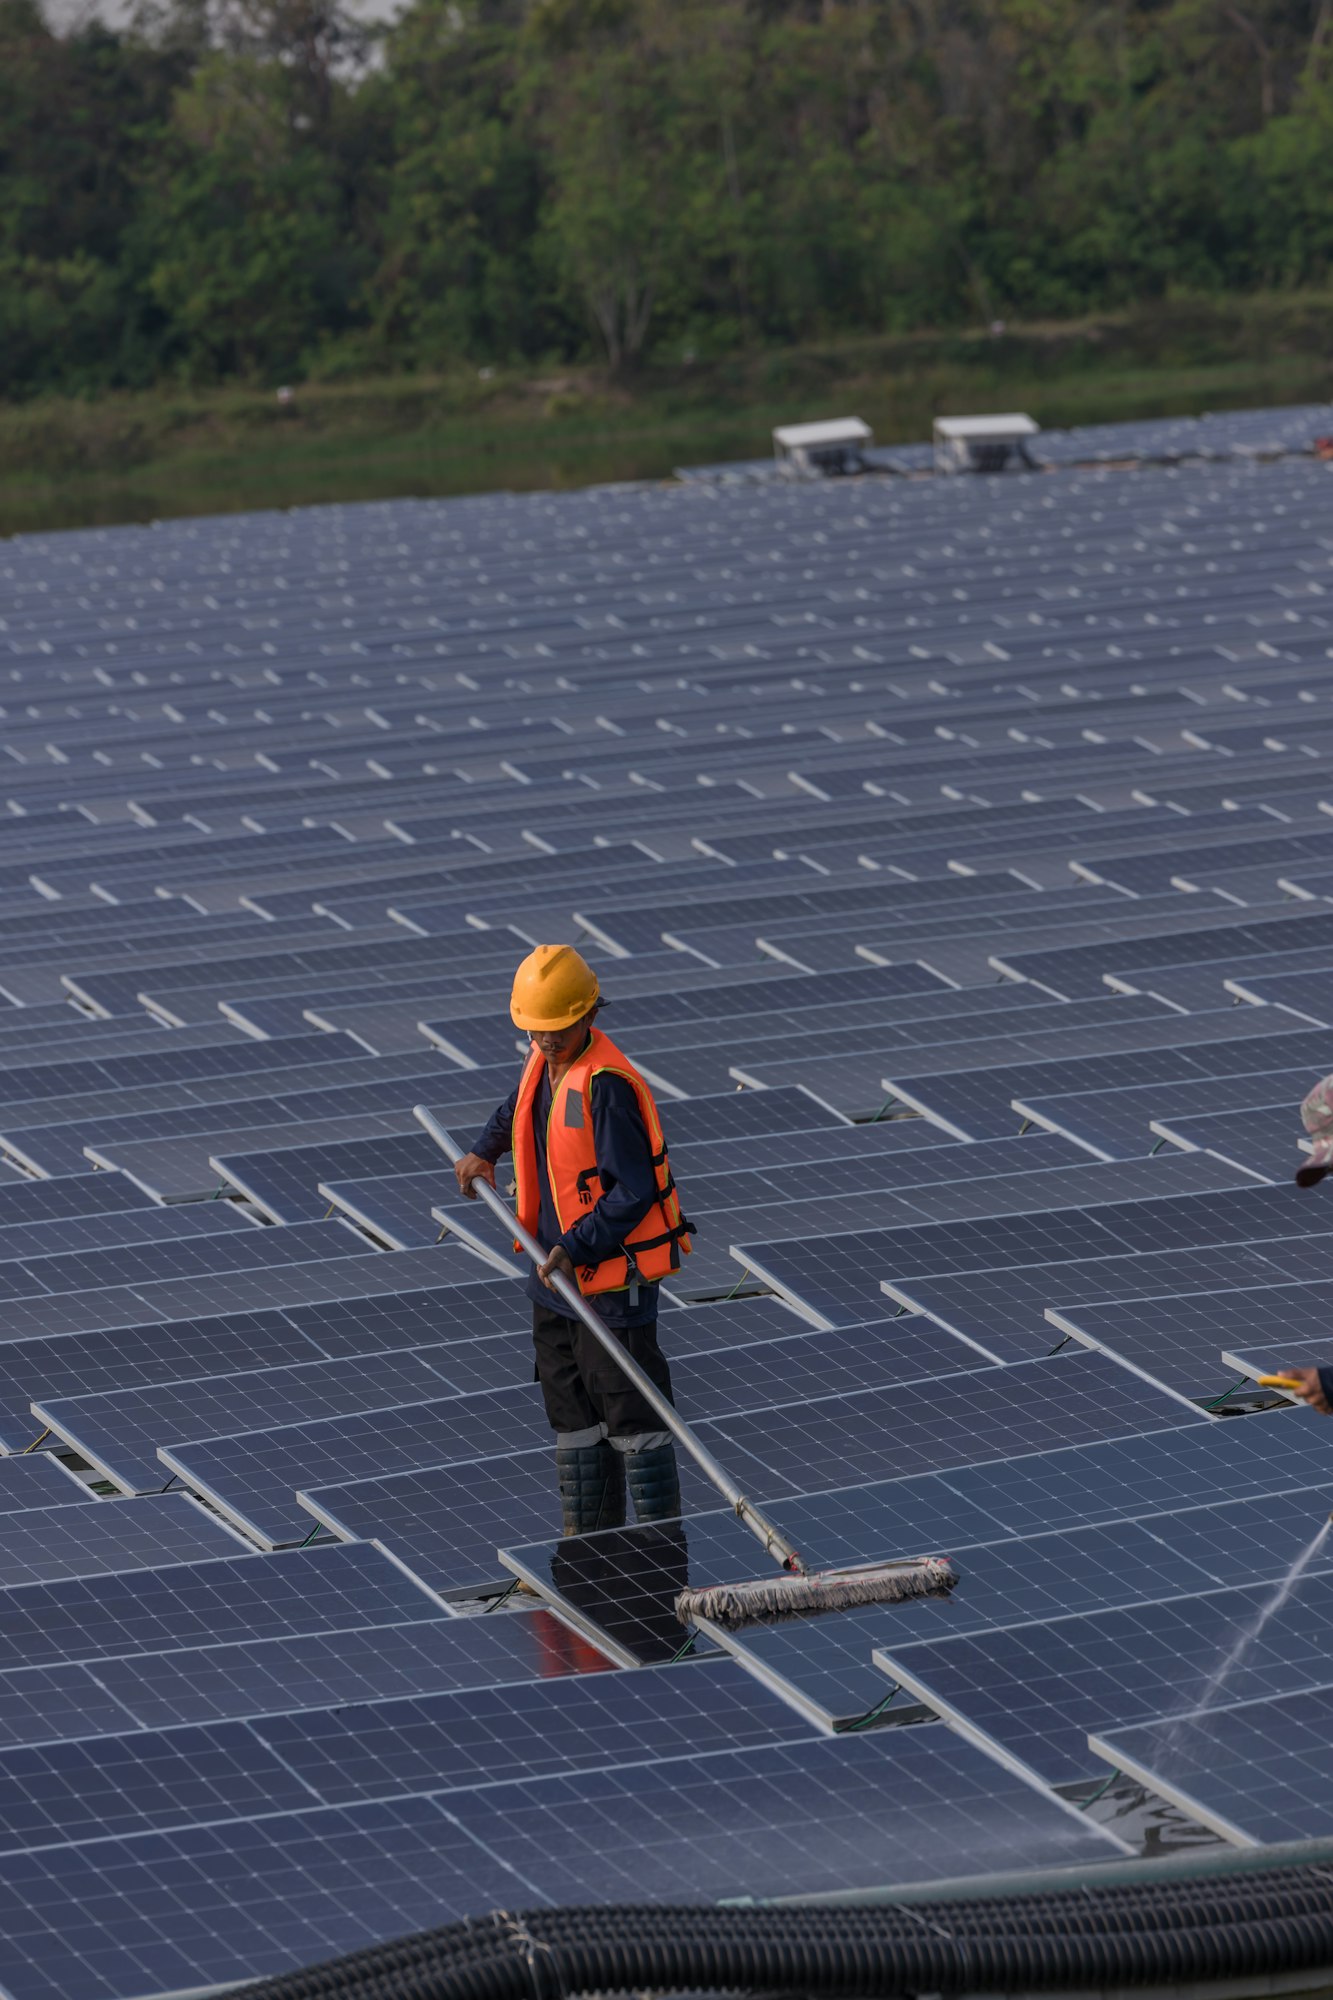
[1256,1373,1309,1392]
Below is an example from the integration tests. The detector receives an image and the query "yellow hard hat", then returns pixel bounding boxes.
[510,944,601,1031]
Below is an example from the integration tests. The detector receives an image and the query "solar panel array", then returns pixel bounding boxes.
[1,416,1332,1993]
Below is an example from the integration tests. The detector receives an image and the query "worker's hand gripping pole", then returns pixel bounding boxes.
[413,1105,805,1574]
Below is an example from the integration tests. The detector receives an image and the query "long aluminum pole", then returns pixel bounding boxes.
[413,1104,804,1572]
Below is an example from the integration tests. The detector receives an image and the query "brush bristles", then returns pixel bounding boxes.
[676,1556,958,1630]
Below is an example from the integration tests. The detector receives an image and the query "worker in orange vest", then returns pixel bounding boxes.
[455,945,694,1536]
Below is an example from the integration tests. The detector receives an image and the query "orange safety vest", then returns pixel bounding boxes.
[511,1027,693,1298]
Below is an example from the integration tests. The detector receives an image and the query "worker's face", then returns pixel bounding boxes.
[529,1010,593,1066]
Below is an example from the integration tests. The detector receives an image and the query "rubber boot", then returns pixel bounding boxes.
[624,1443,682,1524]
[556,1441,625,1536]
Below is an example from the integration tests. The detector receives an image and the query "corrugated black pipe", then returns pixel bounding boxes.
[223,1862,1333,2000]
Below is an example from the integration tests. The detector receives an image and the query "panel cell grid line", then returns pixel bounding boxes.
[873,1568,1333,1787]
[1090,1685,1333,1846]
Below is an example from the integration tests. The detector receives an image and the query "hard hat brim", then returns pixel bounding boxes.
[510,983,600,1033]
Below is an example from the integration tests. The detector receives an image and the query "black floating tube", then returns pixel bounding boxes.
[221,1863,1333,2000]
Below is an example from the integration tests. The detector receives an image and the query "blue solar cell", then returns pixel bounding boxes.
[1090,1684,1333,1844]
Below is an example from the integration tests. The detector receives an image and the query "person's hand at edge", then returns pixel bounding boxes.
[537,1245,575,1289]
[454,1154,496,1200]
[1278,1366,1333,1414]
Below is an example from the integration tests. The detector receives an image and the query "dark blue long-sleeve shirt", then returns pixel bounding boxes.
[470,1059,661,1327]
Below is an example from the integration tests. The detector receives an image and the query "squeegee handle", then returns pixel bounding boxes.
[413,1104,803,1572]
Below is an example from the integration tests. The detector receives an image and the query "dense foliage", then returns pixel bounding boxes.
[5,0,1333,396]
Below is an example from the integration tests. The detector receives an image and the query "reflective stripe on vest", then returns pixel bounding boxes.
[511,1027,693,1298]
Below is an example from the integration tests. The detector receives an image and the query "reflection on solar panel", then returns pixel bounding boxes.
[302,1451,720,1594]
[0,1610,612,1753]
[1090,1686,1333,1845]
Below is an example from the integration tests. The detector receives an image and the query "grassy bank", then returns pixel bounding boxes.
[4,294,1333,536]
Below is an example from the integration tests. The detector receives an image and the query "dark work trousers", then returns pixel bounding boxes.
[532,1300,674,1447]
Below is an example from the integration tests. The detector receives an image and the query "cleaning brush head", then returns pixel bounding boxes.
[676,1554,958,1631]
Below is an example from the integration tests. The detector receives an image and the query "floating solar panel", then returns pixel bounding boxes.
[0,1242,507,1344]
[692,1150,1253,1304]
[0,1541,448,1674]
[0,1216,363,1306]
[1044,1284,1333,1401]
[691,1349,1195,1500]
[0,1455,89,1514]
[1222,966,1333,1022]
[740,1174,1318,1336]
[11,429,1333,1963]
[302,1450,719,1596]
[439,1726,1127,1908]
[1013,1065,1313,1162]
[0,1732,1122,2000]
[730,996,1173,1114]
[886,1019,1328,1143]
[1148,1104,1306,1181]
[0,1793,525,2000]
[886,1232,1333,1359]
[874,1567,1333,1786]
[251,1655,812,1805]
[35,1347,476,1495]
[160,1383,559,1546]
[213,1130,446,1219]
[1089,1685,1333,1845]
[0,1200,260,1270]
[0,1494,249,1590]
